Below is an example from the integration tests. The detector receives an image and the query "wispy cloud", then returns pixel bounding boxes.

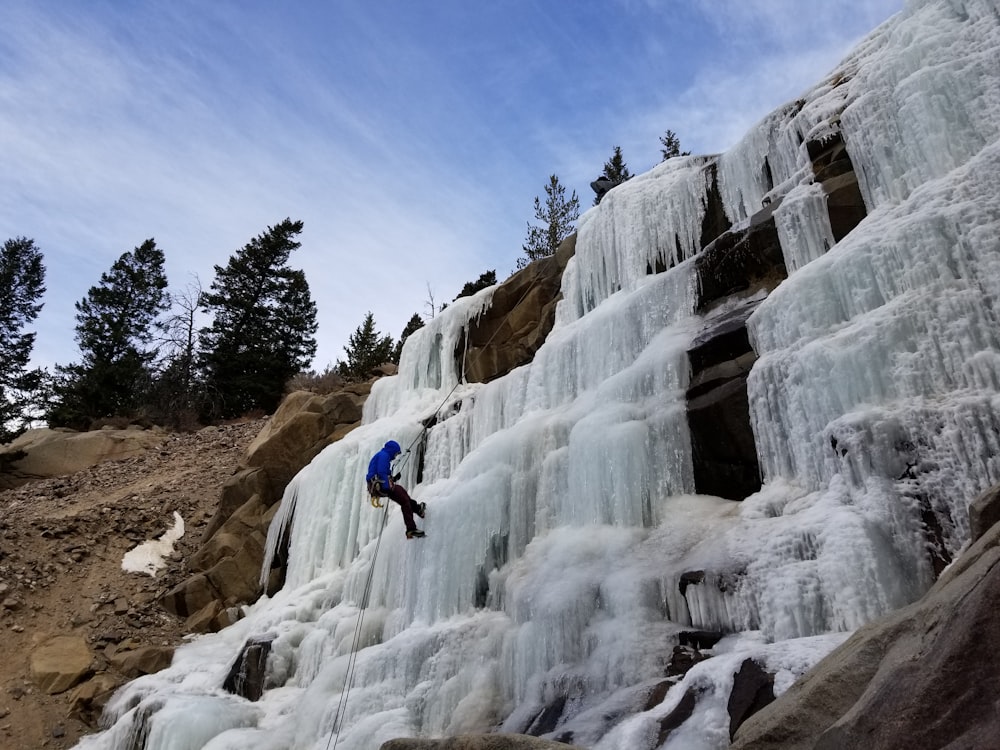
[1,0,904,374]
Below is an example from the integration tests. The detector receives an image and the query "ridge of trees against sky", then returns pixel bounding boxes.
[0,136,682,438]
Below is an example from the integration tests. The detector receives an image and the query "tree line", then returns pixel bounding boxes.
[2,130,687,441]
[0,222,502,441]
[0,220,321,438]
[517,129,689,268]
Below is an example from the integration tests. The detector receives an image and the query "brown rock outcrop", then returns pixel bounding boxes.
[0,427,167,490]
[460,235,575,384]
[694,203,788,314]
[161,384,372,629]
[68,673,122,726]
[107,645,174,678]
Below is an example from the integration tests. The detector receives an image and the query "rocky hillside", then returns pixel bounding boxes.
[0,419,265,749]
[0,242,569,750]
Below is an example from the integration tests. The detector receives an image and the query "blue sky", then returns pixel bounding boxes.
[1,0,903,374]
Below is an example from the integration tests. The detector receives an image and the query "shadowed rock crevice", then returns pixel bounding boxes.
[699,162,733,252]
[686,303,762,501]
[807,131,868,243]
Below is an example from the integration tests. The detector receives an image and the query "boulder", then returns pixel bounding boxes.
[380,736,576,750]
[184,599,224,633]
[68,673,122,726]
[205,546,265,607]
[246,389,366,492]
[30,634,94,694]
[160,572,221,619]
[108,645,174,678]
[0,427,167,489]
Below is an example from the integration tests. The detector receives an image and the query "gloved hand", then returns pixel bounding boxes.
[392,473,401,482]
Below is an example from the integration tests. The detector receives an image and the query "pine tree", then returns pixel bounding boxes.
[337,312,394,380]
[0,237,47,442]
[455,270,497,300]
[519,175,580,270]
[659,129,691,161]
[593,146,633,205]
[199,218,318,418]
[49,239,169,428]
[393,312,425,362]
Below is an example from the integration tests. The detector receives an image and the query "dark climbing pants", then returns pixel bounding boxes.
[386,484,420,531]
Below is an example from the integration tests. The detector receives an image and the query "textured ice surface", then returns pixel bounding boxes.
[76,2,1000,748]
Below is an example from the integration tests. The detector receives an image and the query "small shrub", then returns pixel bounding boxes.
[286,366,346,395]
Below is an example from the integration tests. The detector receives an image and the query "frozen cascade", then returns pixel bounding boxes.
[76,2,1000,749]
[772,182,836,274]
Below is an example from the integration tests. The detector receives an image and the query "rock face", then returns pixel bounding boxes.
[727,659,776,740]
[0,427,168,489]
[160,383,373,630]
[684,121,869,504]
[459,236,575,384]
[807,131,867,243]
[731,495,1000,750]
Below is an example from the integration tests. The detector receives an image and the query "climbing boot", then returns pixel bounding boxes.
[414,502,427,518]
[406,529,426,539]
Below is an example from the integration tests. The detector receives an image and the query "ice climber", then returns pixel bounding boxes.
[366,440,426,539]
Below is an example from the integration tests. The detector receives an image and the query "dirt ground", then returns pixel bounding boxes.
[0,418,267,749]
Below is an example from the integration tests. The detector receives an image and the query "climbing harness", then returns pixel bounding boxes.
[367,477,385,508]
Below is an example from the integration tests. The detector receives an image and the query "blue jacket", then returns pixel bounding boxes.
[366,440,401,493]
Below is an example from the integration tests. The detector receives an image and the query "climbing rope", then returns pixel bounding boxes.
[326,498,389,750]
[323,273,545,748]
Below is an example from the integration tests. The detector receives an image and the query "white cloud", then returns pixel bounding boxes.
[1,0,906,376]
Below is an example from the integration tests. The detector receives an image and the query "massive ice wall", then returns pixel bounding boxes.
[76,1,1000,748]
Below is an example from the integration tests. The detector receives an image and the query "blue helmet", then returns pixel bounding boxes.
[385,440,401,455]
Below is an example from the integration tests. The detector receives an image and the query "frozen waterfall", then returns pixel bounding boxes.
[76,1,1000,748]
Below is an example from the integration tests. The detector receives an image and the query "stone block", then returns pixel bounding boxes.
[30,635,93,694]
